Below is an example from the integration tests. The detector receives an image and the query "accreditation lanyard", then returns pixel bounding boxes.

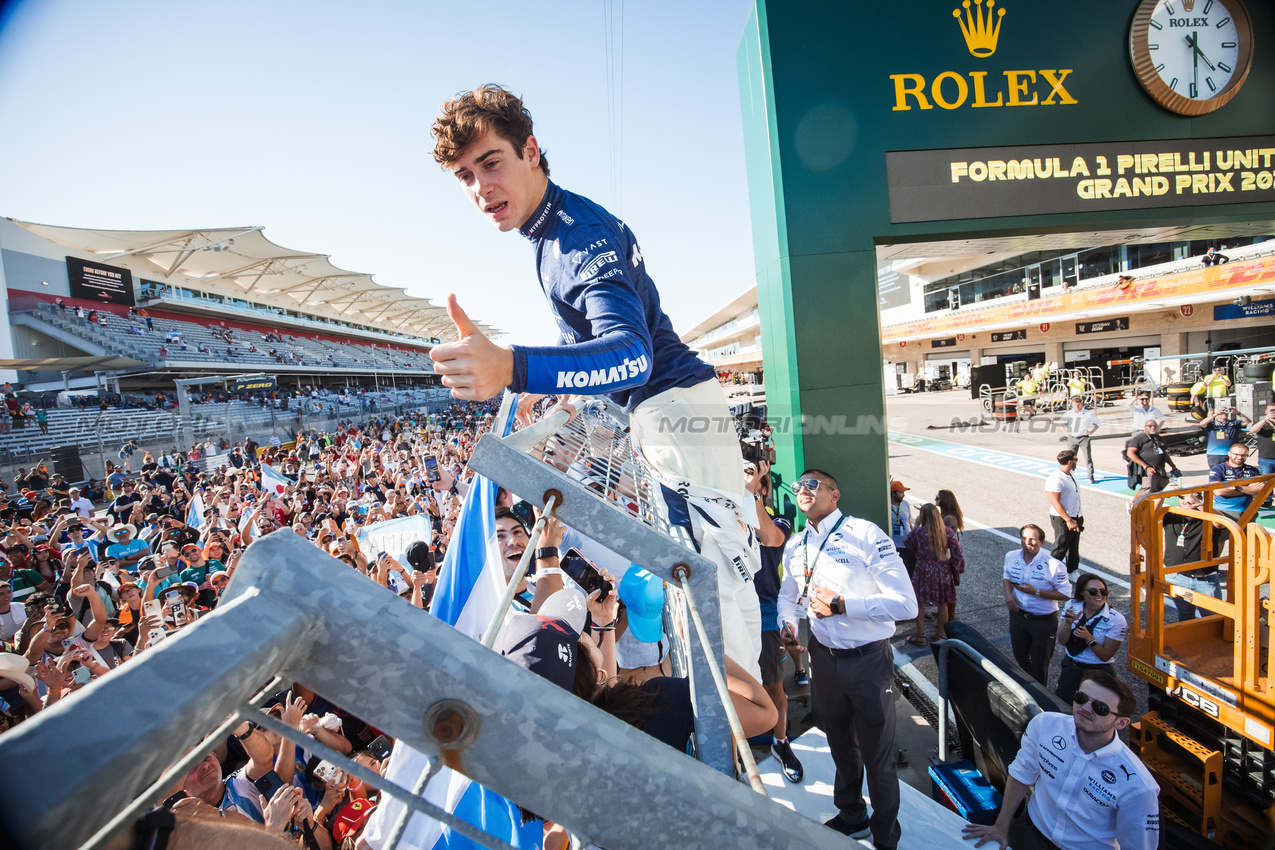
[799,516,846,605]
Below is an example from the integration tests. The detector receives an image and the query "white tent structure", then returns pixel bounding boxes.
[10,221,499,342]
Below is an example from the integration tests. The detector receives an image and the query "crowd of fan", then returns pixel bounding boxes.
[0,401,523,846]
[0,397,758,850]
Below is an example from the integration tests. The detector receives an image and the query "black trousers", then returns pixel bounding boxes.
[1009,609,1058,685]
[1054,655,1109,704]
[1049,514,1083,576]
[809,637,901,849]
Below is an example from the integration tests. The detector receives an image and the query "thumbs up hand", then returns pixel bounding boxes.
[429,294,514,401]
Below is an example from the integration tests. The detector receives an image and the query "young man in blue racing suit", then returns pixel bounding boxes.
[427,84,762,679]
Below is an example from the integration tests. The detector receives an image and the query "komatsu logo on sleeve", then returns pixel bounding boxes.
[557,355,649,388]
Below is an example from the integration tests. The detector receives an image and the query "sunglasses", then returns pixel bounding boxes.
[1085,587,1109,597]
[790,478,825,495]
[1073,690,1122,717]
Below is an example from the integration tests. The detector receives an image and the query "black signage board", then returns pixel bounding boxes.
[931,337,958,348]
[877,267,910,310]
[991,330,1027,342]
[1076,317,1129,335]
[232,377,277,393]
[67,256,135,306]
[886,135,1275,223]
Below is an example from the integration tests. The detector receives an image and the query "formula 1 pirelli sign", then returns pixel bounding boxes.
[886,134,1275,223]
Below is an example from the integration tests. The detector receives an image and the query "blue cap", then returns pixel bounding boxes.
[618,568,665,644]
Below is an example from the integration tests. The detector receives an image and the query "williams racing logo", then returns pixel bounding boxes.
[556,355,650,389]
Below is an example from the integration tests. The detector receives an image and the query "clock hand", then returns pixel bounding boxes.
[1187,32,1217,71]
[1188,33,1198,92]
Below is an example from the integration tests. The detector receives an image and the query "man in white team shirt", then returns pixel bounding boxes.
[1003,523,1071,686]
[963,670,1159,850]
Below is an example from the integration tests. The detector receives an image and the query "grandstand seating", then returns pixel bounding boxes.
[23,302,438,373]
[0,387,442,476]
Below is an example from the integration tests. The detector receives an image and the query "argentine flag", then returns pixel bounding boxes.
[186,491,205,531]
[363,395,540,850]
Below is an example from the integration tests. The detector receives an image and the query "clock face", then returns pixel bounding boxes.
[1148,0,1239,100]
[1129,0,1254,115]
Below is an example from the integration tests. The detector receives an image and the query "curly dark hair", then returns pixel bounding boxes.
[432,84,550,176]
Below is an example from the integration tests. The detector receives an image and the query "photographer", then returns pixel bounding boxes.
[1198,404,1248,469]
[1054,573,1125,704]
[1125,419,1181,498]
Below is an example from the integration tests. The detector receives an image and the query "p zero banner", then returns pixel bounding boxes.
[886,135,1275,223]
[232,377,277,393]
[66,257,135,306]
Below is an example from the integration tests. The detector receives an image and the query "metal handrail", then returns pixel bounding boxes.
[0,532,855,850]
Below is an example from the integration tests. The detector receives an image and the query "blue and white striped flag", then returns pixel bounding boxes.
[186,491,205,531]
[363,395,540,850]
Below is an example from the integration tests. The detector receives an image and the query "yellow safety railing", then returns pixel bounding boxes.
[1127,475,1275,749]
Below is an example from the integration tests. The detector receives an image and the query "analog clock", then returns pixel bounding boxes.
[1129,0,1254,115]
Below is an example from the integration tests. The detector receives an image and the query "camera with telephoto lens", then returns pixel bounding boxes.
[735,407,774,465]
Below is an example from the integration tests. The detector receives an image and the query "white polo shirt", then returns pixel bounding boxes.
[1045,468,1083,518]
[1127,403,1166,432]
[1060,408,1103,438]
[1003,548,1071,614]
[1010,712,1160,850]
[1060,601,1128,664]
[778,509,918,650]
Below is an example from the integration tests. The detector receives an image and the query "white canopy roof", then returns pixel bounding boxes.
[10,221,500,341]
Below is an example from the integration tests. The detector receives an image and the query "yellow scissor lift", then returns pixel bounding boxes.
[1127,479,1275,847]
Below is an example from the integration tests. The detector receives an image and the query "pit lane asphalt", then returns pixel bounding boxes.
[879,389,1200,718]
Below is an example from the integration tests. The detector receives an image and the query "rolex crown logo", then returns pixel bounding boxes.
[1182,0,1196,9]
[953,0,1006,58]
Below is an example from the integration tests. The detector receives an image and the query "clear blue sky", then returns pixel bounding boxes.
[0,0,758,345]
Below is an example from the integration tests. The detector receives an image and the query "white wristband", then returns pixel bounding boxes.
[536,567,565,578]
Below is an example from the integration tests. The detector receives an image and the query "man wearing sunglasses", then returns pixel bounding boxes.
[777,470,917,848]
[963,671,1159,850]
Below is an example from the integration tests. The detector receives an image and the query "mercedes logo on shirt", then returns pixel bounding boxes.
[1052,736,1067,751]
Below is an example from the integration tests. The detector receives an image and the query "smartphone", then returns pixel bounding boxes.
[147,628,166,645]
[423,455,440,483]
[251,770,285,798]
[155,564,178,581]
[560,548,612,603]
[368,734,392,761]
[143,599,162,618]
[509,501,535,531]
[311,760,340,784]
[164,589,181,603]
[172,605,188,627]
[72,665,91,685]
